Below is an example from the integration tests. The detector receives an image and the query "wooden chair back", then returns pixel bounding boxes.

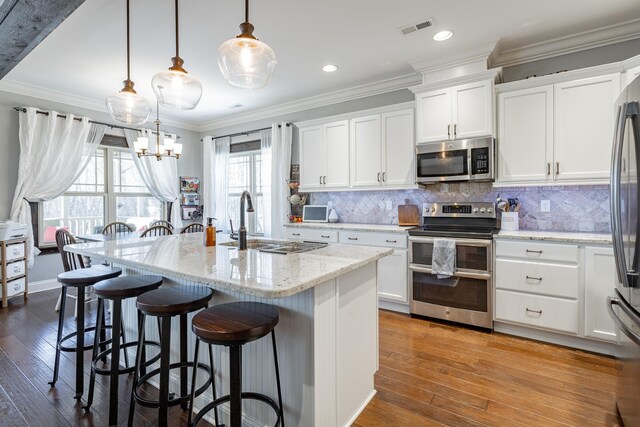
[141,225,173,238]
[55,229,85,272]
[101,221,134,234]
[180,223,204,234]
[150,220,174,230]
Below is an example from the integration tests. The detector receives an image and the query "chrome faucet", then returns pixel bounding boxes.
[238,190,254,250]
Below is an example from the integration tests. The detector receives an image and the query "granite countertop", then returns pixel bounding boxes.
[65,233,392,299]
[496,230,612,244]
[284,222,413,234]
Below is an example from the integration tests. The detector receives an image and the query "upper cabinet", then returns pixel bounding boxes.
[416,80,493,143]
[299,103,415,192]
[496,72,620,185]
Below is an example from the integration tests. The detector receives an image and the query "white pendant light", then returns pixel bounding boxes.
[152,0,203,110]
[218,0,277,89]
[106,0,151,125]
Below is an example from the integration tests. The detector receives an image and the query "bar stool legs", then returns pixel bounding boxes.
[48,286,66,388]
[187,338,220,427]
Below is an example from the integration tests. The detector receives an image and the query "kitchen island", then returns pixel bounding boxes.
[66,233,392,427]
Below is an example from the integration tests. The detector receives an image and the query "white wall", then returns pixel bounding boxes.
[0,89,202,282]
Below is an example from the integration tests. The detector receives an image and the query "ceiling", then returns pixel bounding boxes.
[4,0,640,129]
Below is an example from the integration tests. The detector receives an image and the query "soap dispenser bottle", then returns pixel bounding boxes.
[204,217,217,246]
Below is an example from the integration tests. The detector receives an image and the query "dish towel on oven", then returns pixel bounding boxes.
[432,238,456,279]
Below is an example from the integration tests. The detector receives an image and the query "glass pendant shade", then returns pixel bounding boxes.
[134,136,149,152]
[106,85,151,125]
[218,36,276,89]
[174,143,183,156]
[164,136,175,152]
[152,56,203,110]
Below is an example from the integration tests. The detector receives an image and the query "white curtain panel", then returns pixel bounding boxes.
[260,129,273,237]
[203,136,230,233]
[10,107,105,267]
[123,129,182,228]
[265,123,292,239]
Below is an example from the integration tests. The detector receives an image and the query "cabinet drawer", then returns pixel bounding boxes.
[495,259,579,299]
[6,277,26,297]
[285,228,338,243]
[2,260,26,280]
[339,231,407,249]
[5,243,25,262]
[495,240,578,263]
[495,289,578,334]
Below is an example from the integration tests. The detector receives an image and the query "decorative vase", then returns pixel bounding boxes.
[328,209,339,223]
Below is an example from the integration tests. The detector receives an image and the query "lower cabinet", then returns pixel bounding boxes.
[584,246,618,342]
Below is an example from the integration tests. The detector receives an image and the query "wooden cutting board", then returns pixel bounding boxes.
[398,202,420,226]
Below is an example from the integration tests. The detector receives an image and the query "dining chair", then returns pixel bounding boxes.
[140,225,173,238]
[150,220,174,230]
[102,222,134,234]
[53,230,96,317]
[180,223,204,234]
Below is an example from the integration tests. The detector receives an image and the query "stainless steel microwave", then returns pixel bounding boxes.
[415,137,495,184]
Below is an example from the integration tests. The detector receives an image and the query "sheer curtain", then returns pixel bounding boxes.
[203,136,230,233]
[123,129,182,228]
[262,123,292,239]
[10,107,105,266]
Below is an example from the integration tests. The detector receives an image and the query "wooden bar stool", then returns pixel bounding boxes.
[189,302,285,427]
[128,286,214,427]
[84,275,164,426]
[50,264,122,400]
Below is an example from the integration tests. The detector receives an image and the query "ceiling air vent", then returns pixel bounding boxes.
[399,18,434,36]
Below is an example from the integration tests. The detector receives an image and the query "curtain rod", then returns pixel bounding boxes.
[200,122,293,142]
[13,107,181,139]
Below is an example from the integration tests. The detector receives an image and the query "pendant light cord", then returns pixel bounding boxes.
[174,0,179,58]
[126,0,131,81]
[245,0,249,23]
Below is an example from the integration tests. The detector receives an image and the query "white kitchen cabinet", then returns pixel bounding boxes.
[299,120,349,191]
[497,86,553,183]
[553,73,621,181]
[584,246,618,342]
[377,249,408,303]
[416,80,493,144]
[350,109,415,189]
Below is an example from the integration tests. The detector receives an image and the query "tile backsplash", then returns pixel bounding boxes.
[310,183,611,233]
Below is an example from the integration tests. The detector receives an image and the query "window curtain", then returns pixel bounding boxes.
[123,129,182,228]
[261,123,292,239]
[203,136,230,233]
[10,107,105,267]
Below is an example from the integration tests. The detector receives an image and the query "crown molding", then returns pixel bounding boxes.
[197,73,421,133]
[0,78,201,132]
[494,18,640,67]
[409,41,498,76]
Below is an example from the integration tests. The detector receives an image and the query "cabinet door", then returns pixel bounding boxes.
[382,109,415,187]
[416,88,451,143]
[377,249,408,303]
[452,80,494,139]
[497,86,553,183]
[350,115,382,188]
[584,246,618,342]
[323,120,350,189]
[554,73,621,181]
[299,126,324,190]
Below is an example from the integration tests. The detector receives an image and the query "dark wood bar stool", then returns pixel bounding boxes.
[128,286,214,427]
[189,302,285,427]
[84,275,164,426]
[50,264,122,399]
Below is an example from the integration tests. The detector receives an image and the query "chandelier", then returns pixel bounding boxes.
[133,102,182,160]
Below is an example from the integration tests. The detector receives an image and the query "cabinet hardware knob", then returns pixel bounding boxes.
[526,275,543,281]
[348,237,358,240]
[453,124,457,138]
[319,176,322,185]
[321,235,330,238]
[525,249,543,254]
[556,162,560,175]
[526,308,543,315]
[292,233,301,236]
[547,163,551,175]
[382,172,386,182]
[386,239,397,243]
[377,172,381,182]
[447,124,451,139]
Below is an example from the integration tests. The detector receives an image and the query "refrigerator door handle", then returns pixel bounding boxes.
[608,296,640,346]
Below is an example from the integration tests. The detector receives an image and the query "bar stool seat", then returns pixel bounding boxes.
[57,265,122,286]
[84,275,164,425]
[189,302,285,427]
[129,286,214,427]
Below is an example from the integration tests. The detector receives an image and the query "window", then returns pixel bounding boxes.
[39,147,163,246]
[227,150,264,235]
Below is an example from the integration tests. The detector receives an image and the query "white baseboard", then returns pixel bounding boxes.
[28,279,60,294]
[379,299,410,314]
[345,389,376,427]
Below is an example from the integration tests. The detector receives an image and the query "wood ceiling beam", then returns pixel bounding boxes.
[0,0,86,79]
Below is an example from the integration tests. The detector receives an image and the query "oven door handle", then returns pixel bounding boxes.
[409,264,491,280]
[409,236,493,248]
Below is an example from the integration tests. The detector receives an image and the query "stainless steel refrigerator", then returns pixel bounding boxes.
[609,74,640,427]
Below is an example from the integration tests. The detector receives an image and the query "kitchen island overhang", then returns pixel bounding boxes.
[65,233,392,427]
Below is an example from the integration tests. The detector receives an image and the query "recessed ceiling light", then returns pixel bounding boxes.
[322,64,338,72]
[433,30,453,41]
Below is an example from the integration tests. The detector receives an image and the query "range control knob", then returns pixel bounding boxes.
[487,208,493,213]
[431,207,437,212]
[480,208,486,213]
[473,208,479,213]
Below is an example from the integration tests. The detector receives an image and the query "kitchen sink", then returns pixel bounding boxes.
[219,239,327,254]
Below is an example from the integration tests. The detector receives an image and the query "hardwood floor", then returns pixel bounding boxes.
[355,310,621,427]
[0,290,621,426]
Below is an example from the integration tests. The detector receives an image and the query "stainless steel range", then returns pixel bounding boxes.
[408,202,497,329]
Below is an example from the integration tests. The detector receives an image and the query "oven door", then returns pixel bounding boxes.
[416,146,469,183]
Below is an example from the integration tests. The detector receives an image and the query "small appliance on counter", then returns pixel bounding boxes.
[0,221,28,242]
[302,205,329,223]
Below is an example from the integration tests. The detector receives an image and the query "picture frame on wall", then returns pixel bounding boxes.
[181,206,198,220]
[180,176,200,193]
